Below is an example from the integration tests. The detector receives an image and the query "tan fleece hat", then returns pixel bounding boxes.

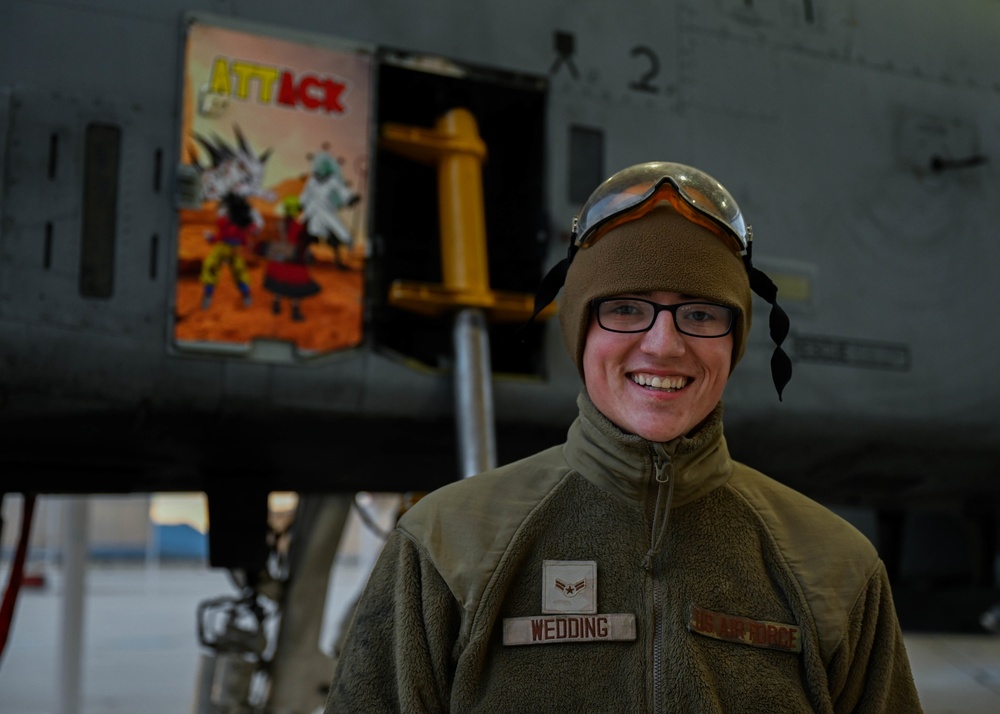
[558,204,752,379]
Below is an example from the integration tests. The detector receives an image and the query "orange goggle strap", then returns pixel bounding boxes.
[575,178,747,257]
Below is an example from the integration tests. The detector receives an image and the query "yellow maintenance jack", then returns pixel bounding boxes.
[381,108,555,478]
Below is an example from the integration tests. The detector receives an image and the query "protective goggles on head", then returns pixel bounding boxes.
[573,161,749,258]
[530,161,792,400]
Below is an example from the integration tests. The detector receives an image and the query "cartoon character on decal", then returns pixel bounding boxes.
[299,146,360,270]
[200,192,262,309]
[259,196,321,321]
[191,125,275,203]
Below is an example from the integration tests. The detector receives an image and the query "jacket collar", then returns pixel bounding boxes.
[563,391,733,509]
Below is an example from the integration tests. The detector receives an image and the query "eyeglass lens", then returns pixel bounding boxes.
[596,298,733,337]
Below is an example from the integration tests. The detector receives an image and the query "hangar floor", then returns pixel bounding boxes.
[1,561,999,713]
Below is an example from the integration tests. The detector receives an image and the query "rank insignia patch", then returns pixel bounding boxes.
[542,560,596,614]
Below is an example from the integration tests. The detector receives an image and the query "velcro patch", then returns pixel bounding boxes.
[542,560,597,614]
[688,605,802,654]
[503,614,636,646]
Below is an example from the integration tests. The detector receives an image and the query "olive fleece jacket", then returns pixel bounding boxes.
[326,395,922,713]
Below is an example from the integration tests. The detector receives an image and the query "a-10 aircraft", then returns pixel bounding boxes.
[2,0,1000,711]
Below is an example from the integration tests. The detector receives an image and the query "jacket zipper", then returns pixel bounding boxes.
[648,445,673,713]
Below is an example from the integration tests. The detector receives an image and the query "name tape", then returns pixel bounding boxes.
[688,605,802,654]
[503,614,636,646]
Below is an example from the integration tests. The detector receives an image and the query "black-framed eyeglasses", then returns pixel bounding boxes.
[592,297,735,338]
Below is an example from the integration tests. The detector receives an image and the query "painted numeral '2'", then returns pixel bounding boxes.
[629,45,659,93]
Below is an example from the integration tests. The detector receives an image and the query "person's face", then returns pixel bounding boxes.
[582,291,733,442]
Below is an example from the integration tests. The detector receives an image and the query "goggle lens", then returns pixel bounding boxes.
[573,162,749,256]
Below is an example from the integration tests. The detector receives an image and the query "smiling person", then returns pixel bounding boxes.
[326,163,922,712]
